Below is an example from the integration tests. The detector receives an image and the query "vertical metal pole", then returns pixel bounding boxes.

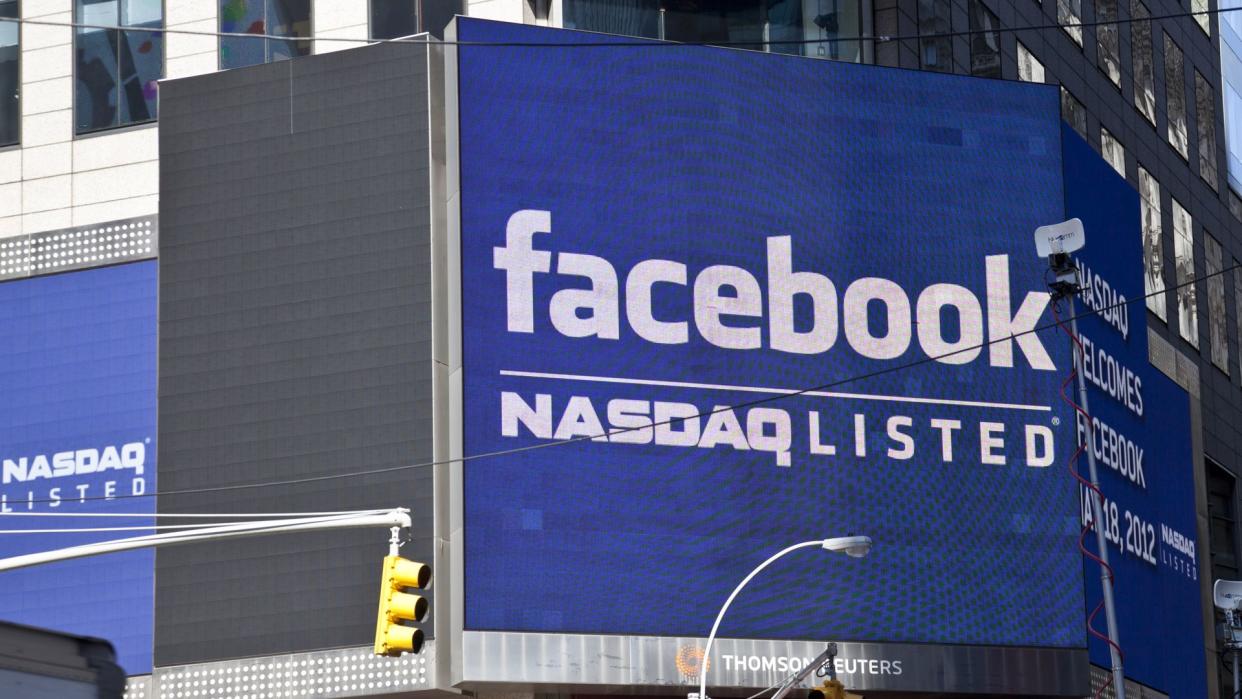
[1068,295,1127,699]
[659,8,666,41]
[1233,649,1238,699]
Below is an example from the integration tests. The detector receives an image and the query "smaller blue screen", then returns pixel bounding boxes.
[0,261,158,674]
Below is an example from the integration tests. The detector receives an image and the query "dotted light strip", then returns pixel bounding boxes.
[140,645,431,699]
[0,217,157,280]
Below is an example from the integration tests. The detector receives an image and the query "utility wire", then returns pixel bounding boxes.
[0,509,392,518]
[5,259,1231,508]
[0,5,1237,49]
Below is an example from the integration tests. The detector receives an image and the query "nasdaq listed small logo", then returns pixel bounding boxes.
[1,439,152,510]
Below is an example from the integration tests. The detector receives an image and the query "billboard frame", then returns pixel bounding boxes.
[433,16,1090,697]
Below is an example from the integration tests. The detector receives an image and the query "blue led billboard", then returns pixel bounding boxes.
[0,260,157,675]
[457,18,1084,648]
[1063,127,1205,699]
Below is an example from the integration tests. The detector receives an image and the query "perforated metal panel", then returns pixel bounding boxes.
[1088,666,1169,699]
[0,217,157,280]
[126,645,434,698]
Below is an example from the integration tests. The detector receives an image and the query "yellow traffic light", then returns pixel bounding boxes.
[374,555,430,656]
[809,679,860,699]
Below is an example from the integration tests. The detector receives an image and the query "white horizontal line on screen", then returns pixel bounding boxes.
[497,370,1052,412]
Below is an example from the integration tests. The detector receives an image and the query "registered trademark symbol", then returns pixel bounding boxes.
[1051,417,1061,426]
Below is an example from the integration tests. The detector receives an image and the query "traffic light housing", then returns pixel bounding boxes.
[808,679,846,699]
[374,555,430,656]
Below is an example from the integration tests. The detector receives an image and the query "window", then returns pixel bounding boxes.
[371,0,417,39]
[371,0,458,39]
[918,0,953,72]
[1139,166,1167,321]
[1017,42,1045,82]
[1172,198,1198,347]
[1061,87,1087,138]
[0,0,16,147]
[1209,462,1237,582]
[1166,35,1189,159]
[1059,0,1082,46]
[74,0,162,134]
[1194,0,1210,36]
[563,0,861,60]
[1097,0,1120,87]
[1224,5,1242,192]
[968,0,1000,78]
[1207,234,1229,372]
[1101,127,1126,176]
[1197,72,1220,190]
[1132,0,1156,125]
[220,0,311,69]
[1236,261,1242,377]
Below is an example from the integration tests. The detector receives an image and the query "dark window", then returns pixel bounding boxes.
[420,0,461,39]
[74,0,163,134]
[968,0,1000,79]
[0,0,16,146]
[563,0,660,39]
[1061,87,1087,139]
[1132,0,1155,125]
[561,0,861,60]
[1197,71,1219,191]
[1210,461,1237,699]
[918,0,952,72]
[370,0,418,39]
[220,0,311,70]
[1209,462,1238,583]
[1097,0,1120,87]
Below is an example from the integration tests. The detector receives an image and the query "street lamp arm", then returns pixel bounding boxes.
[697,540,827,699]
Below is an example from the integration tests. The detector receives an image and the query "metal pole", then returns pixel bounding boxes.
[1233,649,1238,699]
[0,509,413,572]
[696,540,826,699]
[1068,296,1127,699]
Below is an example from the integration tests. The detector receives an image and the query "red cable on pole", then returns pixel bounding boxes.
[1052,302,1125,699]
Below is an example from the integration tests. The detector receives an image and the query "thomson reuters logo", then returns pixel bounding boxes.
[675,645,709,678]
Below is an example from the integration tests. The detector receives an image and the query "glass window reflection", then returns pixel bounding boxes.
[0,0,18,147]
[74,0,163,134]
[968,0,1000,79]
[220,0,310,69]
[562,0,862,61]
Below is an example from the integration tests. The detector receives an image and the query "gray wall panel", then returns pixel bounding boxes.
[155,41,434,667]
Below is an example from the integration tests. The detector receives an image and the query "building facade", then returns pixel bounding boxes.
[0,0,1238,698]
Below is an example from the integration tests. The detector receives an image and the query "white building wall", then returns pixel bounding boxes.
[2,0,528,241]
[314,0,368,53]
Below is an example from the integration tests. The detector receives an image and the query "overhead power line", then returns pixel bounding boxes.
[0,509,393,518]
[5,261,1230,508]
[0,5,1237,49]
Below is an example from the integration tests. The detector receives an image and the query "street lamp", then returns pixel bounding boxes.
[694,536,873,699]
